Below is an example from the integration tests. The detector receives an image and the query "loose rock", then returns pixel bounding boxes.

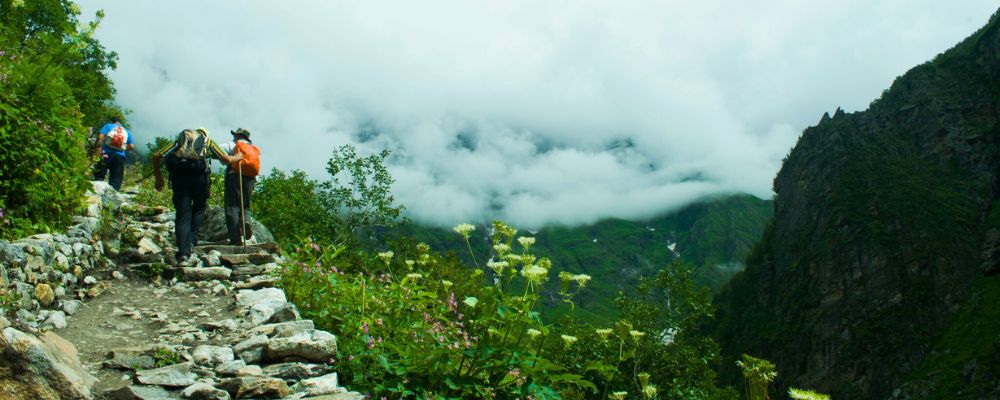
[135,362,198,387]
[192,345,235,367]
[35,283,55,307]
[264,329,337,363]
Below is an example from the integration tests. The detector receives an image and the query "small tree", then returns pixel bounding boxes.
[322,144,404,238]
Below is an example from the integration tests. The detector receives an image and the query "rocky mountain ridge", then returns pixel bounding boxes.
[714,9,1000,399]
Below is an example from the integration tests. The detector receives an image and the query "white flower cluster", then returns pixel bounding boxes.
[453,223,476,238]
[521,264,548,283]
[487,259,509,276]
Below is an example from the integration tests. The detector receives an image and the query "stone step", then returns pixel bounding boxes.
[180,267,233,282]
[232,263,280,279]
[214,252,278,267]
[196,243,280,255]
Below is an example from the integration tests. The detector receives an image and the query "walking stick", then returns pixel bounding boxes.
[238,162,246,248]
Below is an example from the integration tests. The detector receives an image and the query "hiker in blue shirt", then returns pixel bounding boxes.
[92,116,135,190]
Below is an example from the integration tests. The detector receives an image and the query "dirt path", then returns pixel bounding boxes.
[57,276,244,396]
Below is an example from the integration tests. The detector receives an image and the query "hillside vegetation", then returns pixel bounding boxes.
[0,0,124,240]
[399,194,772,322]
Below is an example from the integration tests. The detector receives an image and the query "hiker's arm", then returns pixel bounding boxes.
[93,134,104,158]
[151,142,174,191]
[221,151,243,165]
[210,141,243,164]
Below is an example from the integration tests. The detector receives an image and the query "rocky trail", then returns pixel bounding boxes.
[0,183,363,400]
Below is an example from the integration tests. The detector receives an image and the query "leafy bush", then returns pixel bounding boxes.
[255,144,405,248]
[255,169,340,248]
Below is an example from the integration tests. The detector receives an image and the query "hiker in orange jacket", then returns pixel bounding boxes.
[221,128,259,245]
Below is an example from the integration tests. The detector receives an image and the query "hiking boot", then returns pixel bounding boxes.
[175,253,191,268]
[244,223,253,240]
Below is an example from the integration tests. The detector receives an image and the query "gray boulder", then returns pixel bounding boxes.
[135,362,197,387]
[181,382,231,400]
[264,329,337,363]
[191,345,235,367]
[199,206,275,244]
[106,385,178,400]
[0,328,97,400]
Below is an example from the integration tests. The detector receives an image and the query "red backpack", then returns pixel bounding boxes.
[104,125,127,150]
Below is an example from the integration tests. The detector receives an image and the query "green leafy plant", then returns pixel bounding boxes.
[153,347,180,368]
[788,388,830,400]
[736,354,776,400]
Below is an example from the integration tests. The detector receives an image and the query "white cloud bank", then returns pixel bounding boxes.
[78,0,998,228]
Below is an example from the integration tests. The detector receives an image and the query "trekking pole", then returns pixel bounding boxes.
[238,162,246,248]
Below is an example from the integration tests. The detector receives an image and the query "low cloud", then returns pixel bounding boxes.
[79,0,998,228]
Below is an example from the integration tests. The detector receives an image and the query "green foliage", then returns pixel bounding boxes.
[787,388,829,400]
[736,355,776,400]
[255,169,340,248]
[400,194,772,323]
[280,221,734,399]
[323,144,404,238]
[153,347,180,368]
[0,0,123,239]
[903,273,1000,398]
[254,144,405,249]
[127,163,173,210]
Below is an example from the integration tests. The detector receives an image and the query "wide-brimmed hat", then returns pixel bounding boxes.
[230,128,251,138]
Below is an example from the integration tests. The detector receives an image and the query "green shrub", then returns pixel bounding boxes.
[0,1,123,239]
[255,169,340,248]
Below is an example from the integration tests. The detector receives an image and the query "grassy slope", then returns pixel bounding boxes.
[397,193,772,323]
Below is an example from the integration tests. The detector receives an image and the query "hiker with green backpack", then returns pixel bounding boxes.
[151,128,243,267]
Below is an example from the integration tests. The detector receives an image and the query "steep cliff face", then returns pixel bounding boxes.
[715,10,1000,399]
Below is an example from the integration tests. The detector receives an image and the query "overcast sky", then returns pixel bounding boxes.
[78,1,998,229]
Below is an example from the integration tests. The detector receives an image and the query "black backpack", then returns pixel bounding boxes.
[165,129,210,174]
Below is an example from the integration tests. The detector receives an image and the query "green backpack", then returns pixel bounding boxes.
[165,129,210,174]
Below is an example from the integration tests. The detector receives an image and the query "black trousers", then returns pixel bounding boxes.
[93,153,126,190]
[224,171,255,245]
[171,172,210,258]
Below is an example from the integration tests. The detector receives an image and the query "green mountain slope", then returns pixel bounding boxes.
[714,9,1000,399]
[397,193,772,323]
